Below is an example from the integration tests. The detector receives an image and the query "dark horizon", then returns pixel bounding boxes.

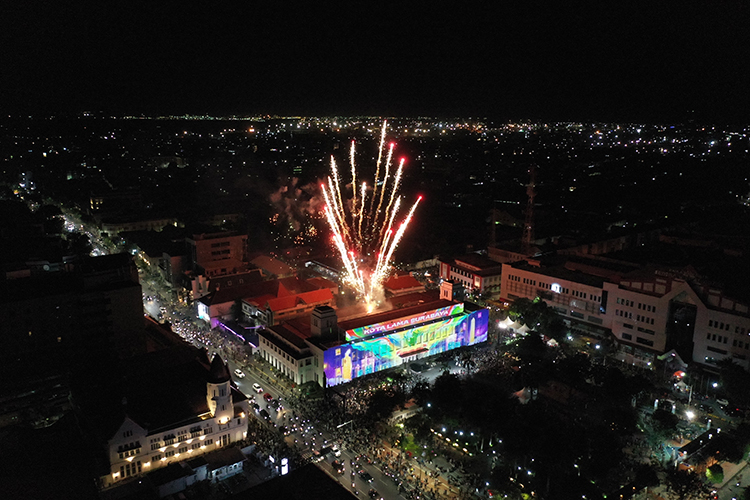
[2,2,750,124]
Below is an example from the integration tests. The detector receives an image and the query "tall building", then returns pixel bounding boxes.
[186,231,248,278]
[0,253,146,428]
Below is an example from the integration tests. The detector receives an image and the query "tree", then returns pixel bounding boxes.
[718,358,750,407]
[403,413,432,443]
[229,299,243,322]
[706,463,724,484]
[512,332,547,364]
[508,298,534,324]
[665,468,708,499]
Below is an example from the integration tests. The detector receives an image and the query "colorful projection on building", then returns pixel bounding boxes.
[345,303,465,341]
[324,307,488,386]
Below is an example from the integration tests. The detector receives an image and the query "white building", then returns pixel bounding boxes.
[439,253,503,297]
[501,256,750,370]
[100,354,249,489]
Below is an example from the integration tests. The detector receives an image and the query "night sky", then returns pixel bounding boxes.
[2,1,749,122]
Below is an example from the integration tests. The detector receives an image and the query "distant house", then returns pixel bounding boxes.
[250,254,296,279]
[241,276,337,327]
[383,272,425,297]
[389,398,421,425]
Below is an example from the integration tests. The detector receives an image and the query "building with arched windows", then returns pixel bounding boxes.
[98,352,249,489]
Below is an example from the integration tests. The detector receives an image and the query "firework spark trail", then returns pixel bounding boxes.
[383,158,404,230]
[329,157,349,241]
[376,196,401,270]
[373,142,395,229]
[321,123,421,311]
[326,175,348,245]
[349,140,357,220]
[381,196,422,271]
[369,121,389,216]
[357,181,367,242]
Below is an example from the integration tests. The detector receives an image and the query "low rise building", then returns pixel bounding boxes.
[259,285,490,388]
[500,255,750,370]
[439,253,503,297]
[98,352,249,489]
[240,276,337,327]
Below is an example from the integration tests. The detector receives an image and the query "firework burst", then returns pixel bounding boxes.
[321,121,421,313]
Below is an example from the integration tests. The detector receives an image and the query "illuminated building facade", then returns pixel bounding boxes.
[260,286,490,388]
[100,354,249,488]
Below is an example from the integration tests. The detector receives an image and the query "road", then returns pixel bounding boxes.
[62,208,468,499]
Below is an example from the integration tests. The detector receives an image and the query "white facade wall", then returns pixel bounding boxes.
[258,336,316,385]
[501,264,606,326]
[440,261,502,294]
[694,307,750,370]
[104,404,248,488]
[501,262,750,369]
[602,282,669,353]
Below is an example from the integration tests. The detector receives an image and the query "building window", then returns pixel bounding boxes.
[636,337,654,347]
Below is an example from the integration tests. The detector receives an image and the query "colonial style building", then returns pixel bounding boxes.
[100,353,249,489]
[259,286,489,388]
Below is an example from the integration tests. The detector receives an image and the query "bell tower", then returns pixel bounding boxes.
[206,354,233,423]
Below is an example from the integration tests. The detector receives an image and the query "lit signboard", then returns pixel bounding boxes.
[325,307,488,386]
[345,303,464,341]
[198,302,210,322]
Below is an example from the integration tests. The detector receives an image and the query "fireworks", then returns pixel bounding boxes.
[321,121,421,312]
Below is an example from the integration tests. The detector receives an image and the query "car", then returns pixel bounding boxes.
[263,393,273,402]
[259,409,270,420]
[368,489,383,499]
[359,471,374,483]
[252,383,263,393]
[332,460,345,475]
[251,402,260,412]
[234,368,245,378]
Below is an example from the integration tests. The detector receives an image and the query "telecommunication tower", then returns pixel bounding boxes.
[522,165,536,256]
